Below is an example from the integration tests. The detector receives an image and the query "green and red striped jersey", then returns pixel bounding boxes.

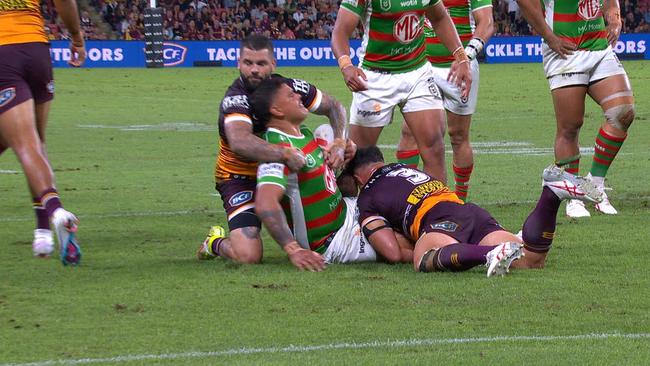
[424,0,492,67]
[543,0,608,51]
[340,0,441,73]
[257,125,345,253]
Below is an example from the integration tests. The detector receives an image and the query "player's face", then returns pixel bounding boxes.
[238,47,276,89]
[273,84,308,123]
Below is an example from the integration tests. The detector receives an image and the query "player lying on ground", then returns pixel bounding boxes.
[248,77,374,271]
[344,146,603,277]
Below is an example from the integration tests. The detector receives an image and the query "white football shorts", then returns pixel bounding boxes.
[543,45,627,90]
[430,59,480,115]
[323,197,377,264]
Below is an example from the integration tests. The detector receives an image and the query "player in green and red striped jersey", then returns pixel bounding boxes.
[251,78,377,271]
[396,0,495,202]
[331,0,472,184]
[518,0,636,218]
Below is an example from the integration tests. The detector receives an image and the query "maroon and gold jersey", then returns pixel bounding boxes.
[0,0,48,45]
[214,74,322,181]
[357,163,463,241]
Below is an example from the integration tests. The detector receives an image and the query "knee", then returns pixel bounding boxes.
[557,122,583,140]
[605,103,635,132]
[447,127,468,147]
[237,250,262,264]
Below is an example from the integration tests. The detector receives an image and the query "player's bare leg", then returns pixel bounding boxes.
[396,123,420,168]
[199,226,263,264]
[0,100,80,264]
[404,109,447,184]
[586,74,635,214]
[348,125,383,148]
[447,112,473,201]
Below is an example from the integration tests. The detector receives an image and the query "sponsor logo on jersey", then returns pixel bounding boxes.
[430,220,458,232]
[229,190,253,207]
[0,87,16,108]
[427,77,441,99]
[222,95,249,110]
[422,0,429,5]
[163,42,187,67]
[381,0,391,11]
[394,13,422,44]
[357,109,381,117]
[577,0,601,21]
[258,163,285,178]
[305,154,317,168]
[400,0,417,6]
[407,180,446,204]
[291,79,310,94]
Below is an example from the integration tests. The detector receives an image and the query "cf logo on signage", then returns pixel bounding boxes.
[163,43,187,66]
[394,13,421,44]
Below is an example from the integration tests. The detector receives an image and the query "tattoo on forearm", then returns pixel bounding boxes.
[257,209,295,248]
[229,126,286,163]
[316,94,346,139]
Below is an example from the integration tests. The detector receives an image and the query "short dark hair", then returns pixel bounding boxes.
[343,146,385,175]
[240,34,274,55]
[250,77,286,127]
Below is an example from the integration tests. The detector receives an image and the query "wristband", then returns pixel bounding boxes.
[452,47,470,63]
[337,55,353,71]
[464,37,485,60]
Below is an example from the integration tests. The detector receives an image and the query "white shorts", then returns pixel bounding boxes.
[350,62,444,128]
[431,59,480,115]
[543,46,627,90]
[323,197,377,264]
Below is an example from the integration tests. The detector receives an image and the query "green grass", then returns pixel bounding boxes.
[1,62,649,365]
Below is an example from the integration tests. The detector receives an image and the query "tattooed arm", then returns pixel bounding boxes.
[255,184,326,271]
[313,91,349,169]
[225,121,306,171]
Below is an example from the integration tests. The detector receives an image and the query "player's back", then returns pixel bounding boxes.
[0,0,48,46]
[357,163,461,239]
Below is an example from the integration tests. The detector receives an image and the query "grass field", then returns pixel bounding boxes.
[1,62,649,365]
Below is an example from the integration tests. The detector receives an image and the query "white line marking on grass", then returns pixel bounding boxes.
[0,169,20,174]
[3,333,649,366]
[0,209,219,223]
[378,144,599,156]
[78,123,215,132]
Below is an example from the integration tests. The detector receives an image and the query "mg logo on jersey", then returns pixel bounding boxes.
[394,13,421,44]
[578,0,601,21]
[163,42,187,67]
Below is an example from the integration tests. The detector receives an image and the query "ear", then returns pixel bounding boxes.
[270,102,284,119]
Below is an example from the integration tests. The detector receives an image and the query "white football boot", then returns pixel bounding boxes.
[486,242,524,278]
[566,199,591,218]
[588,174,618,215]
[542,165,603,203]
[52,208,81,265]
[32,229,54,257]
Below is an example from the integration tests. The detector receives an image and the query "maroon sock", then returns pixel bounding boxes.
[33,198,50,230]
[522,187,561,253]
[38,188,63,219]
[428,244,496,272]
[211,237,225,256]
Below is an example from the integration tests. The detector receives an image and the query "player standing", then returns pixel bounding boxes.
[396,0,495,201]
[517,0,635,217]
[331,0,472,183]
[1,0,85,264]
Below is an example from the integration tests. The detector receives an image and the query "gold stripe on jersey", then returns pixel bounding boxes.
[0,0,47,45]
[214,137,258,180]
[409,192,464,240]
[224,113,252,124]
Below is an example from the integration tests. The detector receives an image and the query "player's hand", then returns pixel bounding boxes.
[325,138,346,170]
[605,15,622,46]
[282,147,306,172]
[545,34,577,59]
[68,32,86,67]
[288,248,326,272]
[341,66,368,92]
[343,139,357,163]
[448,61,472,100]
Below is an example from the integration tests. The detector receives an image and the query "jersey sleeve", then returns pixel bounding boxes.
[287,78,322,112]
[257,163,288,190]
[221,94,253,125]
[471,0,492,11]
[339,0,365,18]
[357,191,385,227]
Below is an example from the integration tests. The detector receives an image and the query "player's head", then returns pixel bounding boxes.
[239,34,276,90]
[344,146,385,187]
[250,78,308,128]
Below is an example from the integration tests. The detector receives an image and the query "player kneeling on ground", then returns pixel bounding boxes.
[249,77,376,271]
[345,146,603,277]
